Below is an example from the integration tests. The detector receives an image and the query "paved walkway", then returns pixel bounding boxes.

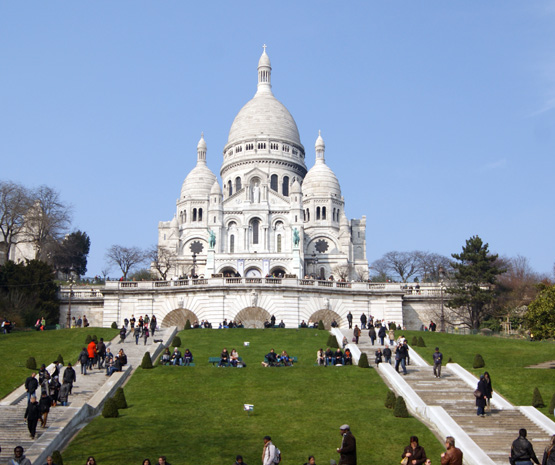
[340,328,554,465]
[0,326,175,465]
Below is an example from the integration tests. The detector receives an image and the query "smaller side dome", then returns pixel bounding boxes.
[180,135,217,199]
[291,177,301,193]
[302,131,341,198]
[210,180,222,195]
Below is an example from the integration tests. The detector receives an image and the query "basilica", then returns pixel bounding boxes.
[157,47,368,280]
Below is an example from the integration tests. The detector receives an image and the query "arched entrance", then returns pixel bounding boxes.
[309,310,342,330]
[269,266,287,277]
[162,309,199,330]
[235,307,271,328]
[220,266,238,277]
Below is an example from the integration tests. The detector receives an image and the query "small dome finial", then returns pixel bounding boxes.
[257,44,272,94]
[197,132,207,164]
[315,130,325,163]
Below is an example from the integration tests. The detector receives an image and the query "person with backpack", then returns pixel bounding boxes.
[262,435,280,465]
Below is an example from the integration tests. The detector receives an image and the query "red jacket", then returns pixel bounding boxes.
[87,341,97,358]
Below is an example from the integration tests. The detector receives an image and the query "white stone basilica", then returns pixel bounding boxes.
[157,47,368,280]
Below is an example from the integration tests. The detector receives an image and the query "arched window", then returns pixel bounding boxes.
[307,209,310,221]
[277,234,282,252]
[193,208,197,222]
[319,267,326,280]
[332,208,336,221]
[198,208,203,222]
[251,219,260,245]
[316,207,321,220]
[322,206,326,220]
[270,174,278,191]
[230,235,235,253]
[282,176,289,196]
[235,177,242,192]
[184,211,186,223]
[228,180,233,196]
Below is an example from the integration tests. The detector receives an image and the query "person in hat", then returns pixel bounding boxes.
[336,424,356,465]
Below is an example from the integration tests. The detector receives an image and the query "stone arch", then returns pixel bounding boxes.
[219,266,238,277]
[161,309,199,330]
[235,307,271,328]
[309,309,342,330]
[270,266,287,277]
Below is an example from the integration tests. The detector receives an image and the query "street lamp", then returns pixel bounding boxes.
[66,276,75,328]
[191,252,197,278]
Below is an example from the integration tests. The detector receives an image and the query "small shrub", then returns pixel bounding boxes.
[56,354,64,365]
[411,336,418,346]
[318,320,325,331]
[26,357,37,370]
[473,354,485,369]
[385,390,396,409]
[111,321,118,329]
[417,336,426,347]
[92,334,98,343]
[327,334,339,348]
[85,335,92,345]
[185,319,192,330]
[172,336,182,347]
[447,357,454,364]
[102,398,119,418]
[358,352,369,368]
[548,392,555,414]
[533,387,545,408]
[113,387,128,409]
[141,352,153,369]
[52,450,64,465]
[394,396,409,418]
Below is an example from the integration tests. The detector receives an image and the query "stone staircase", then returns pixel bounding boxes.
[0,327,174,464]
[339,328,553,465]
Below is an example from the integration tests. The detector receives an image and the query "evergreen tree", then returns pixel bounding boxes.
[358,353,369,368]
[532,387,545,408]
[52,230,91,277]
[524,283,555,340]
[141,352,153,369]
[473,354,485,368]
[326,334,339,348]
[52,450,64,465]
[385,390,396,409]
[394,396,409,417]
[113,387,128,409]
[102,398,119,418]
[446,236,504,329]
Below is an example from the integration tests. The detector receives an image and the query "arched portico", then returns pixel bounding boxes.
[309,309,342,330]
[235,307,271,328]
[162,309,199,330]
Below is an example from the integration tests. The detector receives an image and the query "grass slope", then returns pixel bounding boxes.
[402,330,555,416]
[62,329,444,465]
[0,328,118,398]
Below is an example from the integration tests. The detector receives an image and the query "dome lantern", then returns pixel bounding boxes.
[257,44,272,94]
[315,130,325,164]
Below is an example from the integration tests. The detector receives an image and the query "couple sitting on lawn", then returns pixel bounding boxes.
[261,348,293,367]
[161,347,193,366]
[219,348,240,367]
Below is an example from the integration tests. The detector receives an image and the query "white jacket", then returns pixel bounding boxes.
[263,442,276,465]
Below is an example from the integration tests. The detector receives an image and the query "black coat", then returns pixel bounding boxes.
[25,401,41,421]
[63,367,76,384]
[25,376,39,393]
[476,379,487,408]
[338,431,357,465]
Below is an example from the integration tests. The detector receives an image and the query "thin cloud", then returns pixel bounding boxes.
[481,159,507,172]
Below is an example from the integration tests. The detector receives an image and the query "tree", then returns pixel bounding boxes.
[0,181,31,261]
[446,236,504,329]
[524,283,555,340]
[147,245,176,280]
[415,252,452,282]
[332,264,352,281]
[52,230,91,277]
[354,266,369,282]
[24,185,72,260]
[105,245,146,280]
[371,251,421,282]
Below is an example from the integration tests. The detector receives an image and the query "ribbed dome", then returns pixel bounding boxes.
[210,180,222,195]
[302,163,341,198]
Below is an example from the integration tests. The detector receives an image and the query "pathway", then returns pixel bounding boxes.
[0,326,176,465]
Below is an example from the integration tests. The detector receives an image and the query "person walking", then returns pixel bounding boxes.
[262,436,278,465]
[360,313,367,330]
[78,347,88,375]
[483,371,493,412]
[97,338,106,369]
[336,424,356,465]
[383,346,392,365]
[347,312,353,329]
[378,325,386,345]
[353,325,361,344]
[143,326,150,345]
[150,315,157,337]
[440,436,463,465]
[134,325,141,345]
[475,375,487,417]
[39,390,52,428]
[24,395,40,439]
[25,373,38,404]
[63,363,76,394]
[433,347,443,378]
[541,435,555,465]
[510,428,540,465]
[368,327,376,345]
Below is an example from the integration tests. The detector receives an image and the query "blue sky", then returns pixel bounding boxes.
[2,2,554,277]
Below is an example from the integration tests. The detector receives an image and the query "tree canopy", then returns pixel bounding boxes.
[105,245,146,280]
[52,230,91,277]
[524,283,555,340]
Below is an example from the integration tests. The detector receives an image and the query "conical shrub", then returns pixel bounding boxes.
[358,352,369,368]
[385,390,396,409]
[85,334,92,345]
[533,387,545,408]
[548,392,555,415]
[111,321,118,329]
[394,396,409,417]
[56,354,64,365]
[318,320,325,331]
[172,336,182,347]
[113,387,128,409]
[411,336,418,346]
[92,335,98,343]
[417,336,426,347]
[26,357,37,370]
[141,352,153,369]
[102,398,119,418]
[52,450,64,465]
[327,334,339,348]
[473,354,485,368]
[185,319,192,330]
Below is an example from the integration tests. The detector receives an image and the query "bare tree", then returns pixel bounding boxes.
[147,245,177,280]
[371,251,421,282]
[0,181,31,261]
[415,251,452,282]
[332,264,352,281]
[24,185,72,260]
[354,266,369,282]
[105,245,146,280]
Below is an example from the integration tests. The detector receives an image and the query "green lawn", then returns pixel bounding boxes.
[0,327,118,399]
[402,330,555,416]
[62,329,445,465]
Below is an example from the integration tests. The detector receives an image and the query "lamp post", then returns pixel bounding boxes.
[66,276,75,329]
[192,252,197,278]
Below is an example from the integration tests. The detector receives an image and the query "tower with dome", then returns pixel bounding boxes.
[157,46,368,280]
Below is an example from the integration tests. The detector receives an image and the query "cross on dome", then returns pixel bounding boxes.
[263,44,267,52]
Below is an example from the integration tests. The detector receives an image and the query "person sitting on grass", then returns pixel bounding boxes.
[183,349,193,366]
[317,348,325,366]
[334,348,344,366]
[171,348,182,366]
[161,348,171,365]
[280,350,291,366]
[325,347,334,366]
[230,349,239,367]
[344,348,353,365]
[219,348,230,367]
[261,348,278,367]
